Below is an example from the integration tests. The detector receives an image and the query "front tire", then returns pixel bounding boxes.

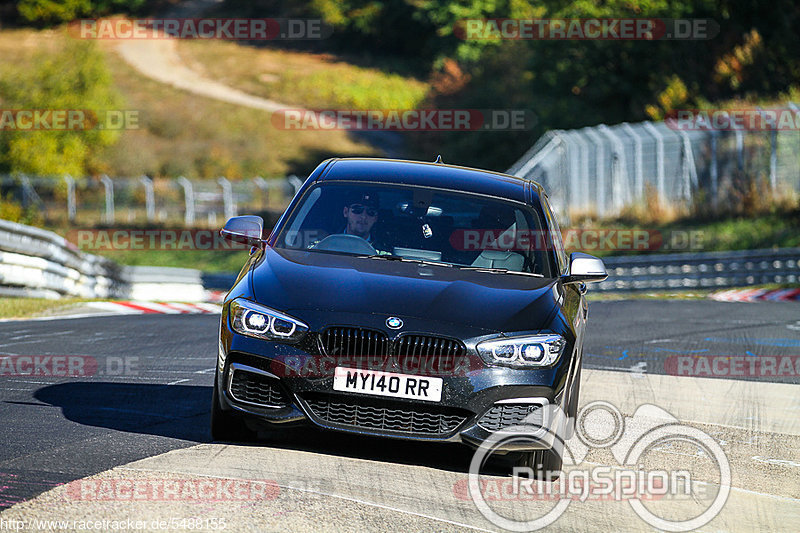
[210,372,256,442]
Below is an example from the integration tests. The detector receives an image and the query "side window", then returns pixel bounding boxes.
[541,195,568,274]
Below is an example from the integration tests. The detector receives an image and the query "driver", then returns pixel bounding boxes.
[341,191,391,254]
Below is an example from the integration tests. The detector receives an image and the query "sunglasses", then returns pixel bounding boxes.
[349,204,378,217]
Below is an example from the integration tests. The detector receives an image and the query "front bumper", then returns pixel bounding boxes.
[217,325,572,452]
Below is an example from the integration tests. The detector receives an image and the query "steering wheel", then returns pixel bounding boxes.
[311,234,377,255]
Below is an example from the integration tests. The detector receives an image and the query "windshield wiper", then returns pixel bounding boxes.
[457,266,544,277]
[366,254,454,268]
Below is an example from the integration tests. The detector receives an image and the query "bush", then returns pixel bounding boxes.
[0,37,122,176]
[15,0,147,25]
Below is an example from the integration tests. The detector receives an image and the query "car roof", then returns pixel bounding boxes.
[315,158,544,204]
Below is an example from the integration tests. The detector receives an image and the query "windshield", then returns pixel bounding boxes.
[273,181,556,277]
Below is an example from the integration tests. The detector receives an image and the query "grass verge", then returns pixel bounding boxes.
[178,40,430,110]
[0,298,90,319]
[572,207,800,257]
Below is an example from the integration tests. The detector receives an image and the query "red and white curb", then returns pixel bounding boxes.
[710,288,800,302]
[87,301,222,314]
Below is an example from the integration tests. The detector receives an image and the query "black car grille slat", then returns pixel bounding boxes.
[229,369,290,408]
[321,328,465,360]
[395,335,465,358]
[304,393,467,436]
[478,403,545,432]
[321,327,391,357]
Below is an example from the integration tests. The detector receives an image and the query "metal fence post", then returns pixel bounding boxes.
[584,128,606,216]
[731,112,744,171]
[621,123,644,200]
[709,130,719,210]
[100,174,115,224]
[217,177,236,220]
[563,133,580,209]
[177,176,195,226]
[790,103,800,192]
[287,175,303,200]
[677,130,699,201]
[643,122,665,201]
[139,175,155,222]
[253,176,269,211]
[598,124,629,212]
[756,108,778,192]
[572,131,591,213]
[63,175,77,222]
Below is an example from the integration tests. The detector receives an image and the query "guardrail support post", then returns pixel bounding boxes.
[139,175,155,222]
[177,176,195,226]
[100,174,115,224]
[63,175,77,222]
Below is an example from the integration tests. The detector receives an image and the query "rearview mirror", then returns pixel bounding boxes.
[562,252,607,284]
[220,215,265,248]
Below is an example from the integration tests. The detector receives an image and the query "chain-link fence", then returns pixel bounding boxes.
[507,104,800,221]
[0,174,301,227]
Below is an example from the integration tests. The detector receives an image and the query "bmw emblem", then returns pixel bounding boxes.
[386,317,403,330]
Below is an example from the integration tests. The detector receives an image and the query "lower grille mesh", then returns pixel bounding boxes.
[229,368,290,408]
[304,393,468,435]
[478,403,545,431]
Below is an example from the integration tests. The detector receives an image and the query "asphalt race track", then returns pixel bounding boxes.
[1,300,798,531]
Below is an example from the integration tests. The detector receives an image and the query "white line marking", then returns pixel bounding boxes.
[752,456,800,468]
[167,378,191,385]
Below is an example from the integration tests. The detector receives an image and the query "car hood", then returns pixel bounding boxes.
[250,247,560,334]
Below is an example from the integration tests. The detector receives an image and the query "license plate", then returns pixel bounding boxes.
[333,367,443,402]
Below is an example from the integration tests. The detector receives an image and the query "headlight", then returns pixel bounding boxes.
[477,334,566,367]
[229,299,308,342]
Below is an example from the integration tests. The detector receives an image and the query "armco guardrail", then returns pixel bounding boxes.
[0,220,208,301]
[598,248,800,291]
[0,219,125,299]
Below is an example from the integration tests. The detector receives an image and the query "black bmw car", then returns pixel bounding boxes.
[212,157,607,475]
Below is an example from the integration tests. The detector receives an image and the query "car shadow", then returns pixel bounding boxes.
[34,381,512,476]
[34,382,212,443]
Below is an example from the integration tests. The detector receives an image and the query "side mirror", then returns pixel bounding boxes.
[562,252,607,284]
[220,215,265,248]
